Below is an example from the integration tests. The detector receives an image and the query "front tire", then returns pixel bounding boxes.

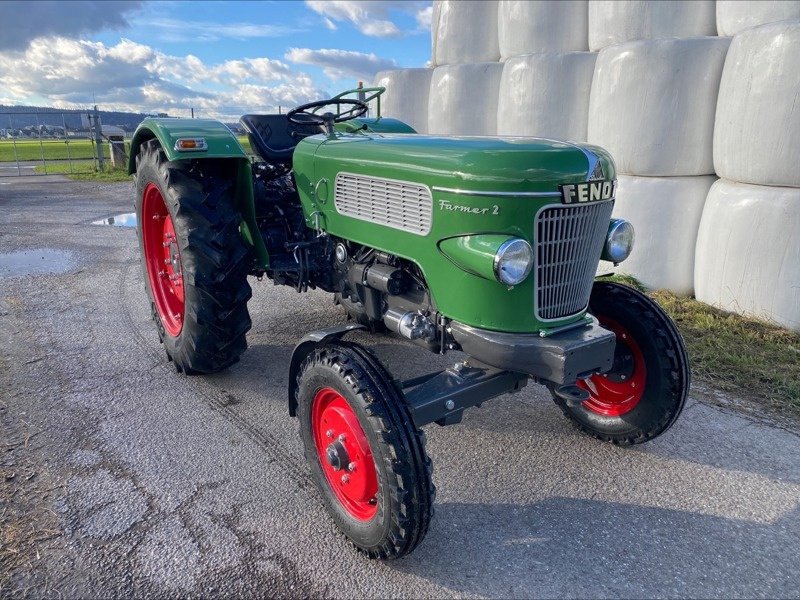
[135,140,252,374]
[552,281,690,445]
[295,341,435,559]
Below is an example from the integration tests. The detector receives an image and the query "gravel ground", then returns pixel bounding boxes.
[1,176,798,598]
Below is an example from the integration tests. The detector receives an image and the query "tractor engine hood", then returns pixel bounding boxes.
[302,133,616,195]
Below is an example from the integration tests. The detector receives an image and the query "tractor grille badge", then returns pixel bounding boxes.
[559,180,616,205]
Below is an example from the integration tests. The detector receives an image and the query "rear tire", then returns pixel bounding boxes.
[135,140,252,374]
[551,281,690,445]
[295,341,435,559]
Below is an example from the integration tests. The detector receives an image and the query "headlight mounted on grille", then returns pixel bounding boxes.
[493,239,534,285]
[602,219,635,264]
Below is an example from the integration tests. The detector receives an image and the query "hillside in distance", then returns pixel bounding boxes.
[0,105,169,132]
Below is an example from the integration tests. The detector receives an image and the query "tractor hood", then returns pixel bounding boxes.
[299,133,616,195]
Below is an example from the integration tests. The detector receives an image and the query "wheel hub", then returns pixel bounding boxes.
[578,316,647,417]
[142,183,185,337]
[325,440,350,471]
[605,339,635,383]
[311,387,378,521]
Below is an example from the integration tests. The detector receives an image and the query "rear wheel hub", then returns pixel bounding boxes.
[141,183,185,337]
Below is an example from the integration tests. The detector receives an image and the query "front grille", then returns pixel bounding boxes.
[334,172,432,236]
[535,200,614,320]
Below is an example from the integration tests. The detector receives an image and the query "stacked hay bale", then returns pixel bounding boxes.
[694,21,800,331]
[715,0,800,36]
[496,1,593,141]
[370,1,800,330]
[372,69,433,134]
[588,0,716,50]
[588,37,730,295]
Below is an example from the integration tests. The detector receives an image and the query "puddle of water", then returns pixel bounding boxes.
[0,249,76,278]
[92,213,137,227]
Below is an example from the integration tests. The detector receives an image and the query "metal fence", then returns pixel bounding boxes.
[0,107,128,177]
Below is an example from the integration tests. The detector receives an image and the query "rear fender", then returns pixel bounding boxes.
[129,118,270,268]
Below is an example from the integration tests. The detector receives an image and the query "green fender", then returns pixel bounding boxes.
[128,117,270,268]
[127,117,248,172]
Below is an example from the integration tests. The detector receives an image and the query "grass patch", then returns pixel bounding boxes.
[32,162,131,181]
[65,170,132,182]
[0,138,129,162]
[602,275,800,414]
[32,160,97,175]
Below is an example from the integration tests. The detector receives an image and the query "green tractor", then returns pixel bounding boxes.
[129,87,689,559]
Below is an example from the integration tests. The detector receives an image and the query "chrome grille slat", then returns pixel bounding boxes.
[334,173,432,236]
[535,200,613,321]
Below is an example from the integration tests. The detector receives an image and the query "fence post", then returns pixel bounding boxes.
[93,105,105,172]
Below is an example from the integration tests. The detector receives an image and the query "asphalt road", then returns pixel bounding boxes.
[1,177,799,598]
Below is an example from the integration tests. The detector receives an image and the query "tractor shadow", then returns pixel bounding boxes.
[393,498,800,598]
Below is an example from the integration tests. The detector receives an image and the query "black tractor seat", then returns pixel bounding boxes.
[239,113,321,164]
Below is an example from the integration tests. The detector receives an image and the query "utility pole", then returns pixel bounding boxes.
[93,105,105,172]
[191,107,194,118]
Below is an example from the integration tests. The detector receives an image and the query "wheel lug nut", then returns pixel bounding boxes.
[337,433,346,442]
[347,462,356,472]
[341,474,350,484]
[326,429,334,439]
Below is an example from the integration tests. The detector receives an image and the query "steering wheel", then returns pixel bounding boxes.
[287,98,368,131]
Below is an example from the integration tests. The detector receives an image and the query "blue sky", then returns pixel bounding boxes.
[0,0,432,118]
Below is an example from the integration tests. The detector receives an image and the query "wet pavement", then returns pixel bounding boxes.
[1,178,798,598]
[0,248,76,277]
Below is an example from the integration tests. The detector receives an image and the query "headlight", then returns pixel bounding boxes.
[493,239,533,285]
[602,219,635,264]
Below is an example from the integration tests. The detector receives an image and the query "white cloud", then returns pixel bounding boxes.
[285,47,397,82]
[0,37,326,120]
[416,5,433,29]
[305,0,431,38]
[0,1,142,50]
[143,18,303,43]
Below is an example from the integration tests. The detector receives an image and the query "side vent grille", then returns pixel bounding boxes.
[334,172,432,236]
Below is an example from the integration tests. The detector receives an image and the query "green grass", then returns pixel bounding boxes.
[603,275,800,415]
[2,137,252,162]
[0,138,130,162]
[31,160,97,174]
[32,161,131,181]
[65,169,132,182]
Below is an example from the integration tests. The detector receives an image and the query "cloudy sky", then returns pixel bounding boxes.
[0,0,432,119]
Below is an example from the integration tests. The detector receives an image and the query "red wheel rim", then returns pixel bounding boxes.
[311,387,378,521]
[142,183,184,337]
[578,316,646,417]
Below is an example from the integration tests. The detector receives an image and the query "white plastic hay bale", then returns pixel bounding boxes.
[695,179,800,331]
[602,175,716,296]
[716,0,800,37]
[497,52,596,141]
[373,69,433,134]
[713,20,800,187]
[431,0,500,65]
[428,63,503,135]
[588,37,730,176]
[588,0,716,51]
[498,0,588,60]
